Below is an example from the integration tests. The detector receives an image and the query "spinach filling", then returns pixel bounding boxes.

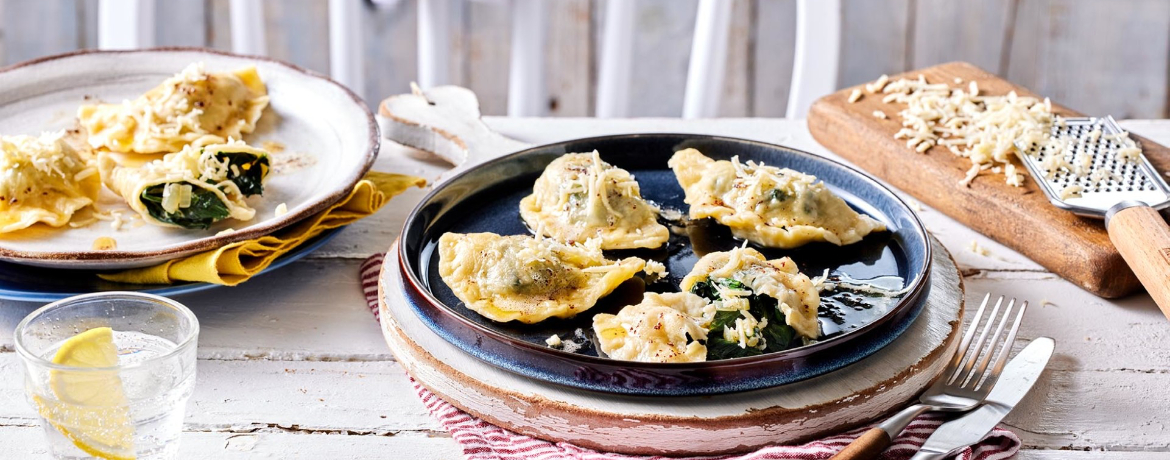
[139,151,269,229]
[214,151,269,196]
[141,185,230,229]
[690,278,799,360]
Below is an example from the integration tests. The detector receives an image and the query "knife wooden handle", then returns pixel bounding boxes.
[830,427,890,460]
[1108,205,1170,320]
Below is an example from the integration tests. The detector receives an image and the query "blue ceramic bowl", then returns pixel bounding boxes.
[398,134,932,395]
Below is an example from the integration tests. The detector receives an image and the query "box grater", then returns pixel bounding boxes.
[1015,115,1170,319]
[1015,115,1170,218]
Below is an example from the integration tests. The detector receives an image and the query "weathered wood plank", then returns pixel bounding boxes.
[963,274,1169,374]
[77,0,98,50]
[0,425,461,459]
[627,0,697,116]
[1005,370,1170,451]
[751,0,796,117]
[206,0,232,51]
[711,0,752,117]
[0,0,86,65]
[362,0,417,108]
[264,0,330,75]
[1017,453,1170,460]
[4,423,1166,459]
[545,0,592,116]
[156,0,208,47]
[463,0,510,116]
[911,0,1013,73]
[1006,0,1170,118]
[838,0,911,87]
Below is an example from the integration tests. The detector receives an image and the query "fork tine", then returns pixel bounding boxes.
[949,295,1003,385]
[945,293,991,374]
[961,298,1015,388]
[974,300,1029,391]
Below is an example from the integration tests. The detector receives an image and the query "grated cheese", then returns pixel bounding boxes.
[275,202,288,217]
[872,110,887,120]
[848,89,863,103]
[1118,146,1142,162]
[871,74,1057,188]
[1059,184,1083,200]
[1004,163,1024,187]
[642,260,668,281]
[967,240,991,257]
[810,268,832,290]
[958,164,982,187]
[866,74,889,93]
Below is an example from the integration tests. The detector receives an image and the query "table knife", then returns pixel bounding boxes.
[910,337,1054,460]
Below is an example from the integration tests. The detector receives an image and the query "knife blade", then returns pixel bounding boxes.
[910,337,1055,460]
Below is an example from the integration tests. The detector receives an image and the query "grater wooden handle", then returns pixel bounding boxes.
[1108,205,1170,320]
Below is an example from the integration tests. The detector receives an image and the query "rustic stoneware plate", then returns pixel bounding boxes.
[0,48,377,269]
[398,134,932,395]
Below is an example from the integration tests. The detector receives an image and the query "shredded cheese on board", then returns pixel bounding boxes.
[871,74,1148,192]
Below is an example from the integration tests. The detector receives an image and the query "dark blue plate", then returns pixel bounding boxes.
[398,134,932,395]
[0,227,343,302]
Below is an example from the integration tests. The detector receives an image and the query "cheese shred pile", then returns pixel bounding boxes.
[869,74,1051,187]
[869,74,1147,190]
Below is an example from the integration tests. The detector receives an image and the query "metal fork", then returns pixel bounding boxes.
[830,294,1029,460]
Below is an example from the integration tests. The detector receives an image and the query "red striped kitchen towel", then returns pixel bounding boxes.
[361,253,1021,460]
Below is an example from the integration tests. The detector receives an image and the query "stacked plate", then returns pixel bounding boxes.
[0,49,378,301]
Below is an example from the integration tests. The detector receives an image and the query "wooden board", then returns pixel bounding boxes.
[377,238,965,456]
[807,61,1168,298]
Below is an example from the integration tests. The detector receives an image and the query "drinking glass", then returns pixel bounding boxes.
[14,292,199,460]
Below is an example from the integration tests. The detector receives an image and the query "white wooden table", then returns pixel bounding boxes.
[2,118,1169,459]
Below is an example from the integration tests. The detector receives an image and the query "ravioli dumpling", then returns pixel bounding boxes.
[669,148,885,248]
[681,246,820,340]
[520,151,668,249]
[592,292,712,363]
[0,132,100,233]
[79,63,269,154]
[438,232,645,324]
[99,141,270,229]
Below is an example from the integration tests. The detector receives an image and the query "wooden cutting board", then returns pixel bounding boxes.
[808,61,1165,298]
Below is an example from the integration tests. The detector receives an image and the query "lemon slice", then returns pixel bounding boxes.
[35,327,136,460]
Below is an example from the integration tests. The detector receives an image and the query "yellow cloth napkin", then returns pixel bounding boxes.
[99,171,426,286]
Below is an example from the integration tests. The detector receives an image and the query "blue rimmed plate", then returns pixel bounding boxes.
[0,226,343,302]
[395,134,932,395]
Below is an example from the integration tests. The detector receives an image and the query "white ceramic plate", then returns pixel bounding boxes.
[0,48,378,269]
